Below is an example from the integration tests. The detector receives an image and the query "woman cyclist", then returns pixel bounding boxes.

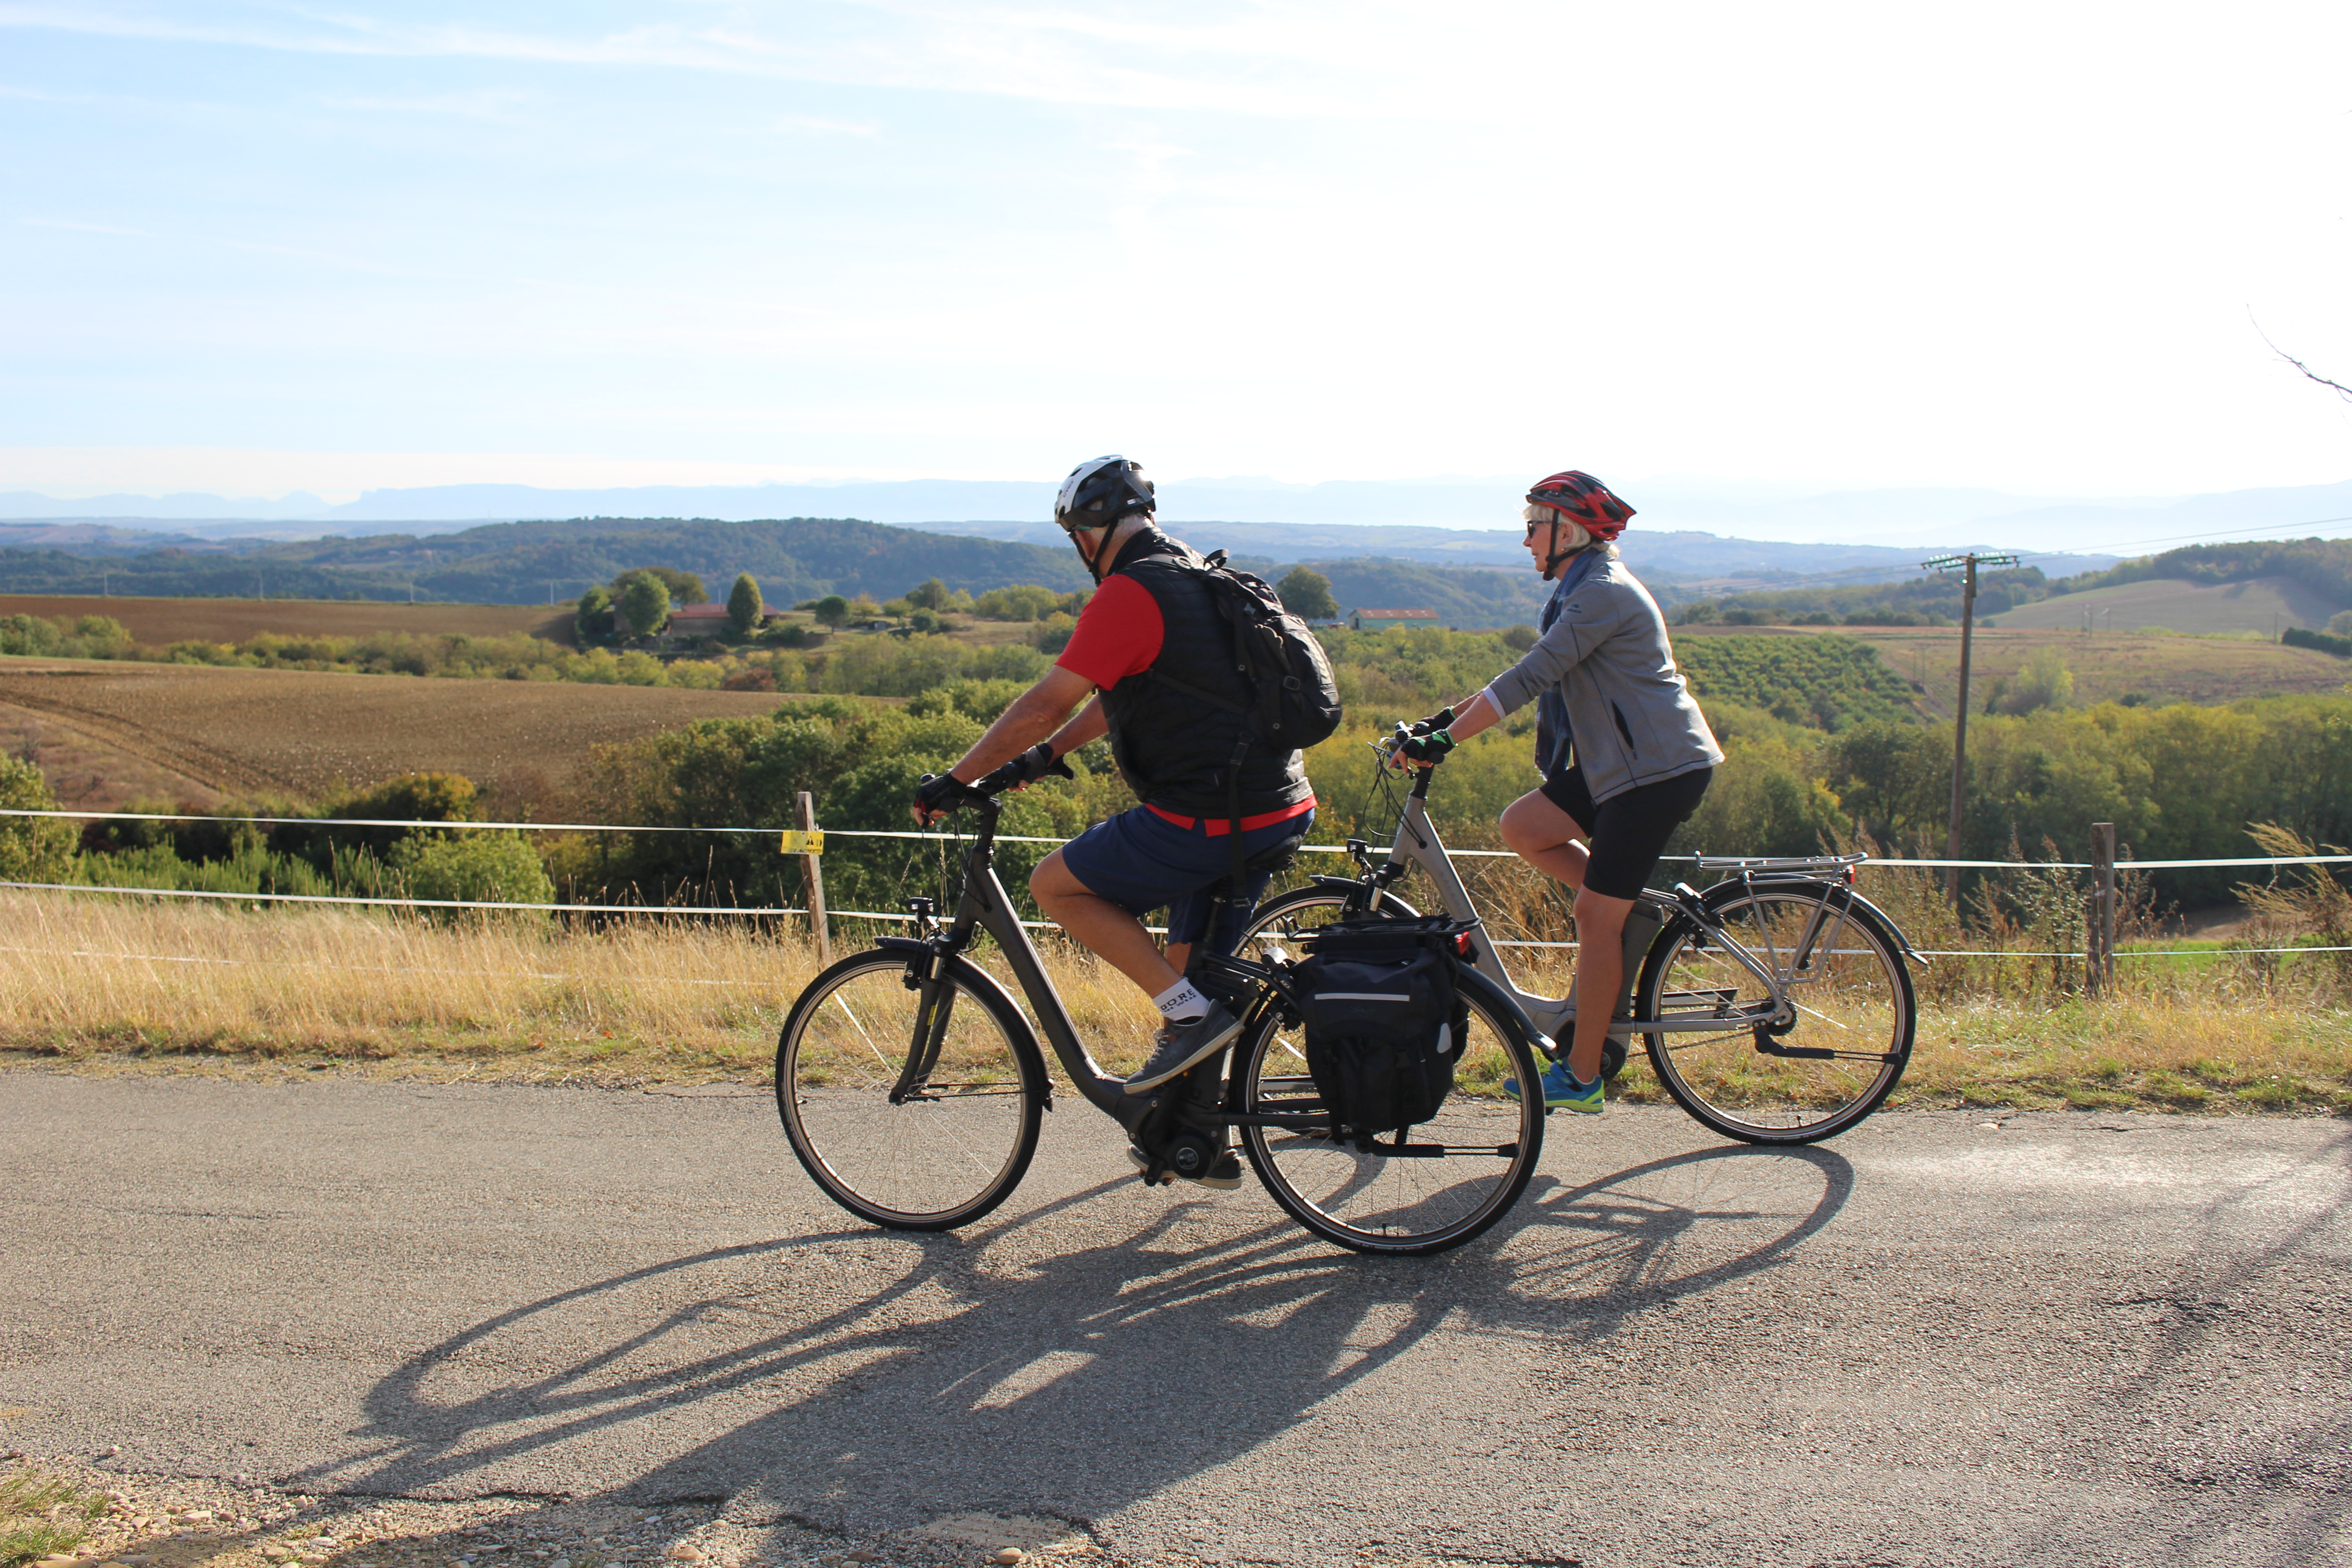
[1394,470,1723,1114]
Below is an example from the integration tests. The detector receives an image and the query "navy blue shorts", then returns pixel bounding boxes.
[1058,804,1317,951]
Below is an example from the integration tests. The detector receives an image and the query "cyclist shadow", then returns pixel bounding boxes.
[1491,1138,1858,1333]
[307,1138,1853,1539]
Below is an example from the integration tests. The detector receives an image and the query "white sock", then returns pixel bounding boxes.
[1153,978,1209,1024]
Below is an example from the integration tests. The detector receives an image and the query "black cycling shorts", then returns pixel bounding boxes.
[1538,765,1713,900]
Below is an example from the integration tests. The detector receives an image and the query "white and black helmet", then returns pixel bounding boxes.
[1054,455,1155,533]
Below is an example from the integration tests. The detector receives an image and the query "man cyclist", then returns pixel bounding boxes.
[1394,470,1721,1115]
[913,455,1317,1183]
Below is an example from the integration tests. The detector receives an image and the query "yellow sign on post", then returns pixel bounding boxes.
[778,829,825,856]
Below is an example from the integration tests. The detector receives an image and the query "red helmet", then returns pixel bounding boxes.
[1527,470,1634,542]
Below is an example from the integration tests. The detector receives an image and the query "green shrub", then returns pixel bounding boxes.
[394,831,556,912]
[0,755,74,882]
[2282,625,2351,658]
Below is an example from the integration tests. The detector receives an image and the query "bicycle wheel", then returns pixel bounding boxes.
[1636,887,1914,1145]
[776,949,1046,1230]
[1234,983,1544,1256]
[1238,885,1420,960]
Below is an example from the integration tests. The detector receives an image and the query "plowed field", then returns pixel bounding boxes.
[0,660,801,804]
[0,593,573,644]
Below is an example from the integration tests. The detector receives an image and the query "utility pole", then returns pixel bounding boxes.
[1923,551,2020,903]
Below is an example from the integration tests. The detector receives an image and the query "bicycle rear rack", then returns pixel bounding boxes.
[1692,852,1868,876]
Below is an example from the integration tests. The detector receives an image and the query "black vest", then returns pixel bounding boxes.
[1097,529,1314,820]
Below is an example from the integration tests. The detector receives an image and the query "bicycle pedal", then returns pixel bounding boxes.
[1126,1145,1176,1186]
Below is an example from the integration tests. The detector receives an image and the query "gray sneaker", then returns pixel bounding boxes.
[1127,1144,1244,1191]
[1122,1003,1242,1094]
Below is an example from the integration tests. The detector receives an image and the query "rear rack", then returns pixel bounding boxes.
[1692,852,1869,875]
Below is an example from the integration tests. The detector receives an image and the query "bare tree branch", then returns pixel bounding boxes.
[2250,312,2352,403]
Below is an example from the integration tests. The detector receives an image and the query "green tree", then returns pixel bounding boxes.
[727,573,764,634]
[1994,647,2074,716]
[574,586,613,642]
[1277,567,1340,620]
[812,594,852,627]
[0,755,74,882]
[620,573,672,639]
[612,566,708,606]
[905,577,952,611]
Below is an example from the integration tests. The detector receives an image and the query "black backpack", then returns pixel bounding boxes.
[1144,550,1343,754]
[1294,918,1474,1137]
[1138,549,1344,878]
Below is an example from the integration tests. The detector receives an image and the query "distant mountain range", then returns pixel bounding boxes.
[0,513,2119,600]
[2,472,2347,557]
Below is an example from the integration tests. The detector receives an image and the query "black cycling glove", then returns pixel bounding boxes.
[1407,707,1455,738]
[1398,728,1456,764]
[1000,742,1076,787]
[915,772,983,818]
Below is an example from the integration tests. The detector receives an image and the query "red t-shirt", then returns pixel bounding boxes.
[1054,573,1164,690]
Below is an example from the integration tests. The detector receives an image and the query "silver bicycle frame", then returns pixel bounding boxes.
[1372,789,1856,1040]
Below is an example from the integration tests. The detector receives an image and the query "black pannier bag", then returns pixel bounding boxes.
[1294,918,1475,1136]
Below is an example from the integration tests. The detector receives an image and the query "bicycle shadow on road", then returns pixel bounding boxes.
[299,1135,1854,1546]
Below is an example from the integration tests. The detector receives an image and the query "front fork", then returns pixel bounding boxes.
[880,902,961,1105]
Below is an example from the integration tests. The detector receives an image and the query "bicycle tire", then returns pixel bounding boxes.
[776,947,1047,1230]
[1635,884,1914,1145]
[1238,885,1420,958]
[1233,980,1545,1256]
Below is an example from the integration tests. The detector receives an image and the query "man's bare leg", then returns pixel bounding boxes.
[1030,848,1182,997]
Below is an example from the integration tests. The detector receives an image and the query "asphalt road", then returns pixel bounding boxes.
[4,1072,2347,1567]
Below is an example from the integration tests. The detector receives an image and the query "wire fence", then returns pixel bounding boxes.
[2,805,2346,965]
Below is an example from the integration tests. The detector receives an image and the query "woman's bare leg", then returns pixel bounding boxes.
[1499,789,1592,889]
[1499,788,1620,1084]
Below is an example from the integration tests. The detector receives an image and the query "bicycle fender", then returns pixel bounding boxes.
[874,939,1056,1109]
[1304,875,1423,914]
[1695,879,1920,965]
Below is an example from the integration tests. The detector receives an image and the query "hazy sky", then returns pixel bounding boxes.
[4,1,2350,502]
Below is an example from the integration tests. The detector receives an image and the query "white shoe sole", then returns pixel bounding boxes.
[1122,1011,1243,1095]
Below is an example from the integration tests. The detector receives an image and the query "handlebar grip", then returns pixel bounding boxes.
[970,760,1024,797]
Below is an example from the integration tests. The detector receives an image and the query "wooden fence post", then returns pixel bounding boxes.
[2087,821,2115,998]
[796,790,831,965]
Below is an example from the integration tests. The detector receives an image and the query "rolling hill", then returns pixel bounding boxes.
[1989,575,2345,634]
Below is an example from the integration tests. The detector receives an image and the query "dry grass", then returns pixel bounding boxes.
[0,659,800,799]
[0,890,1170,1085]
[2,888,2345,1113]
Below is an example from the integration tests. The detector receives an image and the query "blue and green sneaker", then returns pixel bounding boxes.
[1503,1058,1605,1116]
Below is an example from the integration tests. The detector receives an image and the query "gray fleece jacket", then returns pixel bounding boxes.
[1483,551,1723,804]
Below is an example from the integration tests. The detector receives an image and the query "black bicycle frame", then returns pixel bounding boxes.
[882,794,1555,1151]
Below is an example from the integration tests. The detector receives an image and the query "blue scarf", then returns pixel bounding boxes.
[1532,549,1602,775]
